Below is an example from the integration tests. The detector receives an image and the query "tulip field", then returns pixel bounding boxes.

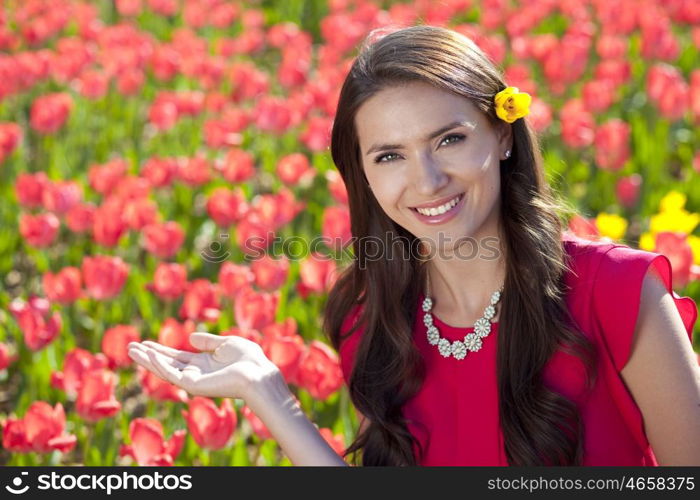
[1,0,699,466]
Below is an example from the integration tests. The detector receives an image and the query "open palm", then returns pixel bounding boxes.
[127,331,279,400]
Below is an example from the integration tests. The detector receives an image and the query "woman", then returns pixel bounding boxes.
[128,25,700,466]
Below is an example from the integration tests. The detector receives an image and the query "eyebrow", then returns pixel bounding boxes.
[363,120,473,156]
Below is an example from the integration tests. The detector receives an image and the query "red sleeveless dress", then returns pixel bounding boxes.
[337,231,698,465]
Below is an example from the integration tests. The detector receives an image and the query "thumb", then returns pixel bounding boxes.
[189,332,228,352]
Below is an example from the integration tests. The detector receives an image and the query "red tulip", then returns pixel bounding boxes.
[0,342,18,371]
[253,188,304,229]
[693,152,700,174]
[594,119,630,171]
[560,98,594,148]
[158,318,197,352]
[116,68,144,96]
[88,158,128,196]
[217,148,255,184]
[2,401,77,454]
[319,428,345,456]
[653,232,693,290]
[218,262,255,300]
[9,296,62,351]
[203,108,248,148]
[324,171,348,206]
[261,333,305,385]
[51,347,108,397]
[177,155,212,186]
[116,0,143,16]
[206,187,249,227]
[73,69,109,99]
[92,198,128,247]
[322,205,352,250]
[298,251,338,296]
[102,325,141,369]
[137,366,189,403]
[75,369,121,421]
[65,202,96,233]
[123,198,159,231]
[567,214,599,240]
[43,266,82,304]
[182,397,237,450]
[242,405,272,441]
[30,92,72,134]
[82,255,129,300]
[300,115,332,152]
[582,79,615,113]
[0,121,22,163]
[119,418,186,466]
[236,212,275,257]
[15,172,49,208]
[220,326,262,345]
[178,279,221,322]
[140,156,178,188]
[615,174,642,209]
[276,153,315,186]
[261,318,298,339]
[296,340,344,401]
[594,59,631,88]
[250,254,290,291]
[233,286,279,331]
[19,212,60,247]
[142,221,185,259]
[254,96,291,134]
[148,262,187,300]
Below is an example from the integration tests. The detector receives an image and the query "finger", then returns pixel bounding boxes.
[189,331,229,352]
[141,341,195,363]
[147,349,184,385]
[128,346,162,374]
[130,342,188,368]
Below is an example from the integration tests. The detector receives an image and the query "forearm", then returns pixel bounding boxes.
[245,370,349,466]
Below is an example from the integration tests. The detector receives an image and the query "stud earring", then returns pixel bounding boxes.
[504,149,511,159]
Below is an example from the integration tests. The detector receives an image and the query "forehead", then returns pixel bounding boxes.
[355,81,486,146]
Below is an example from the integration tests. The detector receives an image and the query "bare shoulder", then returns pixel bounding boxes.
[619,264,700,465]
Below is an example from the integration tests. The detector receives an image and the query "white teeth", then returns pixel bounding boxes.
[415,195,461,216]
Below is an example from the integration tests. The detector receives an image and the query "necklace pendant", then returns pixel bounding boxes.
[437,338,452,357]
[451,340,467,360]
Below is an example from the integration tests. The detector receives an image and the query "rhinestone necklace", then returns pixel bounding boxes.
[422,272,504,360]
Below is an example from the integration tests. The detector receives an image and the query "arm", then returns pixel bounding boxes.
[620,266,700,465]
[128,333,349,466]
[245,370,349,466]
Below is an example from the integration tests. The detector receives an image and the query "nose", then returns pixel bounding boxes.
[412,151,449,196]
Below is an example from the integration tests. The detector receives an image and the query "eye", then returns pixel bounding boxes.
[439,133,465,147]
[374,152,401,164]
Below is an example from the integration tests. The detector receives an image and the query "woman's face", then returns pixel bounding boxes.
[355,80,512,251]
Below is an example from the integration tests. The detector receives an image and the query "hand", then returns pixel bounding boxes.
[127,332,281,401]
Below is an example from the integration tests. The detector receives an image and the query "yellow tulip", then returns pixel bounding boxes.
[494,87,531,123]
[659,191,686,213]
[649,210,700,235]
[595,213,628,241]
[639,232,656,251]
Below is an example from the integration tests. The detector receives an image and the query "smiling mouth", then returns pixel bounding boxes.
[410,192,465,216]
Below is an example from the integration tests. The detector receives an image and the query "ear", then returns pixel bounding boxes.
[495,121,513,158]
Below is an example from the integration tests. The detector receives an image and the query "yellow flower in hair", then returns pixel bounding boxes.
[494,86,532,123]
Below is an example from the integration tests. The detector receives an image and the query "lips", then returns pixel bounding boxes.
[410,192,465,211]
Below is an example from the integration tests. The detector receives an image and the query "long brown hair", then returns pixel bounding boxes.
[323,24,598,466]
